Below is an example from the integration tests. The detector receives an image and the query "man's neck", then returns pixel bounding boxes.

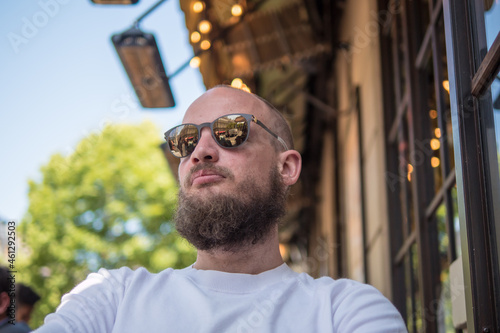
[193,228,284,274]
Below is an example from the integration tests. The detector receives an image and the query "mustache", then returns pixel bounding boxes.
[184,163,234,187]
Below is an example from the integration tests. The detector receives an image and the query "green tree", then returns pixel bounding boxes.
[15,122,195,328]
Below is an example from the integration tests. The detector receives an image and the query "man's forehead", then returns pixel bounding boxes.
[182,87,268,123]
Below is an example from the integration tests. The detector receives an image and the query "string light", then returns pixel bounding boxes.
[279,243,289,260]
[198,20,212,34]
[231,78,243,88]
[442,80,450,94]
[230,78,251,92]
[231,4,243,16]
[407,164,413,182]
[430,138,441,150]
[435,128,441,138]
[429,109,438,119]
[190,31,201,43]
[192,1,204,13]
[200,40,211,50]
[431,157,440,168]
[189,56,201,68]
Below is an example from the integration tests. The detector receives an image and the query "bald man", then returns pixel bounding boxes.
[36,86,407,333]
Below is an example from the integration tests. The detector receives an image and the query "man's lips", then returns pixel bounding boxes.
[191,169,226,186]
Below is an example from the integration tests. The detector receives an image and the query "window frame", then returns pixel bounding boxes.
[379,0,463,331]
[443,0,500,331]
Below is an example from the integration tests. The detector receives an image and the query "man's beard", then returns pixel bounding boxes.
[174,166,287,252]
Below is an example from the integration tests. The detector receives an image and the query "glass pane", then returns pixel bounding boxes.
[426,58,445,193]
[412,243,422,332]
[494,95,500,171]
[436,203,449,258]
[493,75,500,176]
[437,16,456,173]
[404,255,414,331]
[435,202,457,332]
[437,266,455,333]
[484,1,500,51]
[484,0,500,179]
[452,186,462,258]
[405,246,422,333]
[399,115,415,236]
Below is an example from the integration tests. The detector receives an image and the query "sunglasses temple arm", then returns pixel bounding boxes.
[254,119,289,151]
[276,137,289,151]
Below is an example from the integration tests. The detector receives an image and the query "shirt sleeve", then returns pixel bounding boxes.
[331,279,408,333]
[33,267,133,333]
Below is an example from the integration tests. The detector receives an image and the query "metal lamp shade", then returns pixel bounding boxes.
[112,28,175,108]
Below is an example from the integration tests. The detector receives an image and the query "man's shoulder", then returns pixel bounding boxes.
[296,272,368,289]
[295,273,389,301]
[69,266,179,296]
[93,265,177,280]
[295,274,406,331]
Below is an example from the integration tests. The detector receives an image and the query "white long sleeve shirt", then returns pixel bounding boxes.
[35,263,407,332]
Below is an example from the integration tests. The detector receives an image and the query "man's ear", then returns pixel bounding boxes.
[0,292,10,315]
[278,150,302,186]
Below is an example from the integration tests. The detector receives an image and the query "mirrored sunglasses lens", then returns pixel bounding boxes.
[213,115,249,148]
[167,125,199,157]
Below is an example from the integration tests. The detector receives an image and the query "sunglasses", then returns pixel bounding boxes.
[164,113,288,158]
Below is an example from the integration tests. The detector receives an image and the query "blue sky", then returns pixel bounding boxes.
[0,0,205,222]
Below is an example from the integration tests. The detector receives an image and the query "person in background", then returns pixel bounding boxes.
[0,267,30,333]
[15,284,40,332]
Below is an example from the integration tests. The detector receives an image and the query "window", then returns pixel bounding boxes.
[378,0,461,331]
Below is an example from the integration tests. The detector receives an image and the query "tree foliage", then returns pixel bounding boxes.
[15,122,195,328]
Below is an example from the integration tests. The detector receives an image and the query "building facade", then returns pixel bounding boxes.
[178,0,500,331]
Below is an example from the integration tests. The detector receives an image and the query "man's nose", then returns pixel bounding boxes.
[189,127,220,163]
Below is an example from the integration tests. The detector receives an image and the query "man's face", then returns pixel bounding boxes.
[178,87,280,199]
[174,87,288,251]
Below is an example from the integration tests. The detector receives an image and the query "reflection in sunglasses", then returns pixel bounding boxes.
[164,113,286,158]
[167,115,250,157]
